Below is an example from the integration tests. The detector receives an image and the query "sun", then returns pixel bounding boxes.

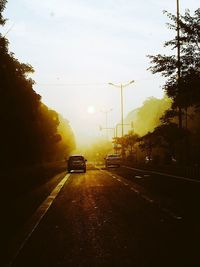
[87,105,96,114]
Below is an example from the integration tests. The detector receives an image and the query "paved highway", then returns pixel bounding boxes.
[4,166,200,267]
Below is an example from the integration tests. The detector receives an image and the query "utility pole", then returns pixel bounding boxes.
[177,0,182,128]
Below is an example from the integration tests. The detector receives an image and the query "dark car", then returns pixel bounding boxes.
[67,155,87,173]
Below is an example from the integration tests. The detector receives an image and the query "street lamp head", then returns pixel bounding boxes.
[108,82,114,86]
[129,80,135,84]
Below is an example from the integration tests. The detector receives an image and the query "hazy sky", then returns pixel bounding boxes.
[3,0,200,144]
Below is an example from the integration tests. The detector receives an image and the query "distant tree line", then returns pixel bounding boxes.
[113,8,200,166]
[0,0,75,168]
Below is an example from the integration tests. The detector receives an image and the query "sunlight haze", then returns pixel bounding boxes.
[4,0,200,145]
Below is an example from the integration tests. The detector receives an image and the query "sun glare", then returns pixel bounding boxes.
[87,106,96,114]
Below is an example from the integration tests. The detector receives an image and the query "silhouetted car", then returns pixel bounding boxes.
[67,155,87,173]
[105,154,122,168]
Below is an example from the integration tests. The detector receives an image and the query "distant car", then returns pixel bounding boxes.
[105,154,122,168]
[67,155,87,173]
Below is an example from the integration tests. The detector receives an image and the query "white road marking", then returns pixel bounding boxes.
[123,165,200,183]
[7,173,71,267]
[141,194,154,203]
[173,215,183,220]
[135,175,143,179]
[122,166,148,173]
[102,166,184,220]
[130,187,139,194]
[161,208,183,220]
[99,167,183,221]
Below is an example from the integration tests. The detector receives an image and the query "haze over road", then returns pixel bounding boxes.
[5,166,200,267]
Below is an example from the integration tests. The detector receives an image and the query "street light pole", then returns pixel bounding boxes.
[101,108,113,139]
[120,84,124,137]
[116,123,132,138]
[99,126,115,138]
[108,80,134,157]
[108,80,134,138]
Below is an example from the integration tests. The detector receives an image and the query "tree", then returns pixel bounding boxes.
[0,1,75,167]
[148,9,200,126]
[113,132,139,156]
[0,0,7,26]
[55,114,76,160]
[154,123,188,163]
[133,96,171,136]
[138,123,189,164]
[138,132,157,162]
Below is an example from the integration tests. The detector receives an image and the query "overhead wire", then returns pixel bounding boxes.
[35,78,157,87]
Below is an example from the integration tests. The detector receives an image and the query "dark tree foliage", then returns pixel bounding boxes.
[148,8,200,112]
[145,9,200,165]
[0,2,75,168]
[154,123,188,152]
[113,132,139,155]
[0,0,7,26]
[138,123,188,164]
[55,114,76,161]
[138,132,158,159]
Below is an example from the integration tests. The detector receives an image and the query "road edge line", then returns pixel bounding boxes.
[123,165,200,183]
[7,173,71,267]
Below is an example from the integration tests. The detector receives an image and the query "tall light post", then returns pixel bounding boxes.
[108,81,134,138]
[109,80,134,157]
[101,108,113,138]
[176,0,182,128]
[115,123,132,138]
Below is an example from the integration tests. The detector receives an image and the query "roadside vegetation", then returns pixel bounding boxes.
[0,0,75,170]
[0,1,76,243]
[113,8,200,167]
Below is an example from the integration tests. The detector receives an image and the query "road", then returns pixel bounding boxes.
[4,166,200,267]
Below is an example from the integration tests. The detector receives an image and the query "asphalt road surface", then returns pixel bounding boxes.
[5,166,200,267]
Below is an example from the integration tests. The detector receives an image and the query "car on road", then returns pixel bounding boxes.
[105,154,122,168]
[67,155,87,173]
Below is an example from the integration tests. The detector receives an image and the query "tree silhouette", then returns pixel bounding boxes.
[0,1,75,168]
[146,8,200,165]
[0,0,7,26]
[148,9,200,125]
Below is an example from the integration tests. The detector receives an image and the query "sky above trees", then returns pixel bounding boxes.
[3,0,200,144]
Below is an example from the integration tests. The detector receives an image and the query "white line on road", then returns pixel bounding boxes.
[161,208,183,220]
[123,166,200,183]
[141,194,154,203]
[99,167,183,221]
[7,173,71,267]
[135,175,143,179]
[130,187,139,194]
